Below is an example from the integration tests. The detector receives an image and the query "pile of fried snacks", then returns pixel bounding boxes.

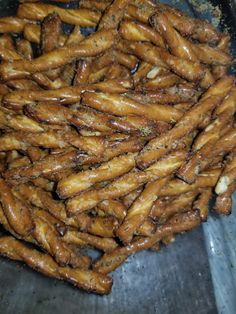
[0,0,235,295]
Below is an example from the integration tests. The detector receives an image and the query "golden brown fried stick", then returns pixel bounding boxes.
[96,199,127,221]
[3,79,131,110]
[136,219,156,237]
[0,179,34,237]
[17,3,101,27]
[74,60,91,86]
[23,23,67,45]
[137,77,232,169]
[120,19,165,48]
[0,29,116,81]
[108,115,170,136]
[30,177,53,192]
[4,150,81,181]
[117,176,170,243]
[82,92,183,123]
[212,34,230,79]
[193,91,236,152]
[0,17,32,33]
[0,130,69,151]
[0,108,44,133]
[7,186,90,269]
[30,208,89,268]
[60,62,77,86]
[151,12,231,67]
[158,169,221,197]
[125,41,205,82]
[98,0,131,30]
[0,33,67,90]
[16,39,33,60]
[87,66,110,84]
[0,236,112,295]
[150,12,198,62]
[193,189,212,221]
[41,13,62,53]
[150,192,197,223]
[122,187,143,208]
[40,13,64,81]
[177,128,236,184]
[215,153,236,215]
[14,183,81,228]
[23,23,41,44]
[26,102,114,134]
[66,150,188,215]
[93,211,201,274]
[154,3,220,43]
[138,73,181,91]
[57,153,137,198]
[114,50,138,70]
[105,63,131,80]
[215,85,236,117]
[76,214,119,238]
[63,231,118,253]
[126,3,155,24]
[150,13,215,89]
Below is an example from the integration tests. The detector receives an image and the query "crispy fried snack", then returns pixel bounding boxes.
[17,3,101,26]
[0,179,34,237]
[57,153,137,198]
[215,153,236,215]
[93,211,201,274]
[66,150,188,215]
[116,176,170,243]
[0,17,32,33]
[82,92,183,123]
[177,128,236,184]
[0,29,116,81]
[136,88,227,169]
[0,236,112,294]
[98,0,131,30]
[0,0,235,295]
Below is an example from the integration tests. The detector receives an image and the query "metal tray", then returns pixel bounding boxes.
[0,1,235,313]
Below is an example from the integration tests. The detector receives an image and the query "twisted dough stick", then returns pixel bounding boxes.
[57,153,137,198]
[17,3,101,26]
[0,236,112,295]
[0,108,44,133]
[66,150,188,215]
[177,128,236,184]
[98,0,132,30]
[93,211,201,274]
[82,92,183,123]
[25,102,169,136]
[215,153,236,215]
[0,29,116,81]
[116,176,170,243]
[0,184,90,269]
[0,179,34,237]
[3,79,132,110]
[119,19,165,48]
[137,76,234,169]
[0,17,33,33]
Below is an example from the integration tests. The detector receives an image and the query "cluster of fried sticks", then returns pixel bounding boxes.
[0,0,235,295]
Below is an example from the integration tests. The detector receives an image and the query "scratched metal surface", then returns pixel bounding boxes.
[0,1,235,313]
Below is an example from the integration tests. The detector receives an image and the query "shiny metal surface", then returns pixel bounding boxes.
[0,1,235,313]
